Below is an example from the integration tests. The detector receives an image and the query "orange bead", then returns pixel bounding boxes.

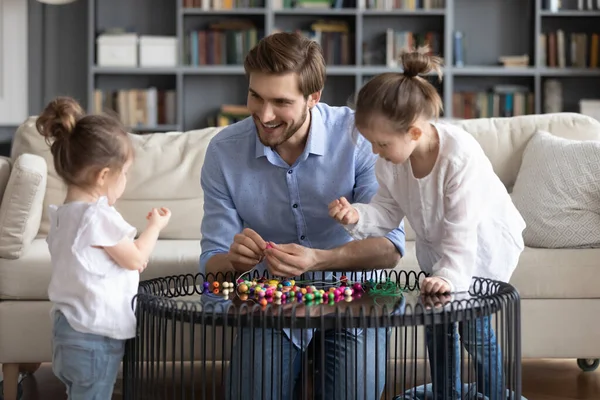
[212,282,220,288]
[213,288,220,294]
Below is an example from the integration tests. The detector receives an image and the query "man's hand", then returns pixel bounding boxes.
[228,228,267,272]
[420,276,452,295]
[264,242,319,277]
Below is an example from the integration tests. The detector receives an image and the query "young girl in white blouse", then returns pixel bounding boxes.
[37,96,171,399]
[329,48,526,399]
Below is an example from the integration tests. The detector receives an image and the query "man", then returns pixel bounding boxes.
[200,32,405,399]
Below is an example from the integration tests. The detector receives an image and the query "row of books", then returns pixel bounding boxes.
[212,91,535,127]
[540,30,600,69]
[366,0,444,10]
[182,0,263,9]
[92,89,177,129]
[383,29,442,68]
[274,0,356,8]
[208,104,251,127]
[182,0,443,9]
[274,0,442,8]
[452,86,535,120]
[274,20,354,65]
[184,21,260,66]
[544,0,600,11]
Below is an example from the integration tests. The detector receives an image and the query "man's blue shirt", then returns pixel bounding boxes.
[199,102,405,274]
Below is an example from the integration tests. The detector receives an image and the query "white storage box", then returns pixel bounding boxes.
[580,99,600,122]
[97,33,138,67]
[139,36,178,67]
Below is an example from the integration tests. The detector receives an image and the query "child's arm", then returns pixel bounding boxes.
[349,180,405,239]
[330,163,405,240]
[102,225,161,271]
[103,208,171,272]
[431,156,483,292]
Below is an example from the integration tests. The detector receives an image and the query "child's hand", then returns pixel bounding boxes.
[139,261,148,273]
[421,277,451,295]
[328,196,359,225]
[146,207,171,230]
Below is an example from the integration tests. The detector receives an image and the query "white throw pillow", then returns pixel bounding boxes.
[511,130,600,248]
[0,153,47,258]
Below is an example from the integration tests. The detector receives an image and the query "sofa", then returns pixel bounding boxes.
[1,112,599,399]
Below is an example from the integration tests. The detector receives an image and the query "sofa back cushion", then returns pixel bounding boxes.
[11,117,224,239]
[453,113,600,191]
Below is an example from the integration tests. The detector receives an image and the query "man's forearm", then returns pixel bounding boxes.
[314,237,401,272]
[205,253,236,276]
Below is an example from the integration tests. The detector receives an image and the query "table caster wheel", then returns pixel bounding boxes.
[577,358,599,372]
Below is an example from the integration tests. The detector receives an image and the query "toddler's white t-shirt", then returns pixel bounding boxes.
[46,196,139,340]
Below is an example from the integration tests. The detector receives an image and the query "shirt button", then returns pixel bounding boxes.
[288,170,293,174]
[300,235,306,240]
[293,203,298,208]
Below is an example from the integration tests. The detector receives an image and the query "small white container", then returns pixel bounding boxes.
[580,99,600,122]
[139,36,178,67]
[97,33,139,67]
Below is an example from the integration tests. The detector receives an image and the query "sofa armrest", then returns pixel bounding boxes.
[0,154,47,259]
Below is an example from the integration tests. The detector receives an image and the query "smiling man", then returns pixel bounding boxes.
[199,32,406,400]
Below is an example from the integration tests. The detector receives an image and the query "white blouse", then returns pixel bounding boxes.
[346,121,526,292]
[46,196,139,340]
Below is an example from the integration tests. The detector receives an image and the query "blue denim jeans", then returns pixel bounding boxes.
[52,311,125,399]
[226,327,389,400]
[396,316,506,400]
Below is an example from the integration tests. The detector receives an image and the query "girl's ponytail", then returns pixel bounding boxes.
[354,46,444,134]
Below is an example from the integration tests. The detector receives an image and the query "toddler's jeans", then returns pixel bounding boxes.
[52,310,125,400]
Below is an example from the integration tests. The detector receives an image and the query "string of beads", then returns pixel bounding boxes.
[202,275,403,307]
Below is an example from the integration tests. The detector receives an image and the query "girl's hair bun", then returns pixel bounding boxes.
[36,96,84,143]
[400,46,443,79]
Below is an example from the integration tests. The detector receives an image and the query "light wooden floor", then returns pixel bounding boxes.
[11,359,600,399]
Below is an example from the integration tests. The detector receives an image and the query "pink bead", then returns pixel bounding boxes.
[353,283,362,292]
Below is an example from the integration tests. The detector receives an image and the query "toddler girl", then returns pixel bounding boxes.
[37,97,171,399]
[329,48,526,399]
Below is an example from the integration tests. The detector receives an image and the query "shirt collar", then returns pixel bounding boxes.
[254,106,326,158]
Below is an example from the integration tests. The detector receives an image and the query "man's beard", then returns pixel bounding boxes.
[256,106,308,149]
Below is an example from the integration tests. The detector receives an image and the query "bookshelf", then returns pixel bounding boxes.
[87,0,600,130]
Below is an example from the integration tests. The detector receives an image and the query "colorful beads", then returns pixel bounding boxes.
[204,280,234,297]
[234,278,364,306]
[203,276,369,308]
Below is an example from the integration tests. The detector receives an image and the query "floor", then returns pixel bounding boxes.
[10,359,600,400]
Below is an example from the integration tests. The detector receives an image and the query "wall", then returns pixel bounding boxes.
[0,0,88,156]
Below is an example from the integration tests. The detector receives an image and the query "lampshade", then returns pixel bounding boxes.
[37,0,78,4]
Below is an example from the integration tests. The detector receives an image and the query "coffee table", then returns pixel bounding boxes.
[122,270,522,400]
